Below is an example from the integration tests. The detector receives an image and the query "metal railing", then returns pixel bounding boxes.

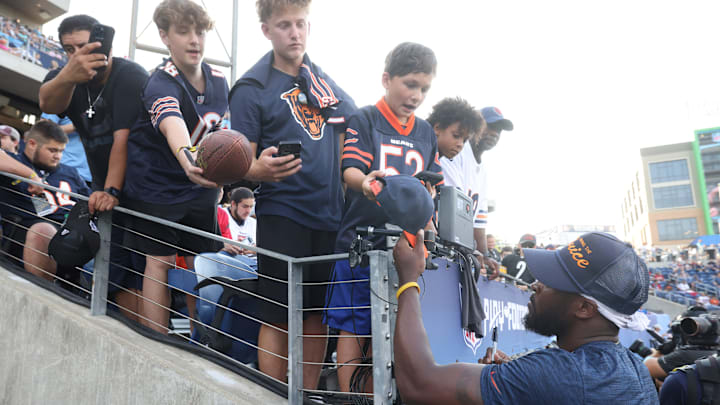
[0,170,405,404]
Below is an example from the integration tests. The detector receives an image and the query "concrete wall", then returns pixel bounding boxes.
[643,294,685,320]
[0,267,285,405]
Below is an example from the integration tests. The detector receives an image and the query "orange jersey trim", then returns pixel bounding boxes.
[343,146,374,161]
[376,97,415,136]
[342,153,372,168]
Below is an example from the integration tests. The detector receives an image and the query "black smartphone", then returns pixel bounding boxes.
[89,24,115,58]
[278,141,302,160]
[415,170,443,186]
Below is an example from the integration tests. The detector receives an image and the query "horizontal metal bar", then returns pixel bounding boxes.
[0,171,89,201]
[496,272,534,287]
[135,43,231,68]
[292,252,348,264]
[302,388,372,397]
[301,306,371,312]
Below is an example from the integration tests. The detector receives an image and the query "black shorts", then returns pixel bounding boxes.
[256,215,336,324]
[123,192,222,257]
[108,212,145,292]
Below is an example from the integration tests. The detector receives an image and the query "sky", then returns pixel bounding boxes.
[41,0,720,243]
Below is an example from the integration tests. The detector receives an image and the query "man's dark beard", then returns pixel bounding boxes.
[31,154,57,172]
[523,297,571,337]
[230,209,245,226]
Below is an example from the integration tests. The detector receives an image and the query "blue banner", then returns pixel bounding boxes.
[420,258,553,364]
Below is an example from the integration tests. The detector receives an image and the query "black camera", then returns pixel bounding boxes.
[680,314,720,347]
[629,340,654,358]
[629,326,680,358]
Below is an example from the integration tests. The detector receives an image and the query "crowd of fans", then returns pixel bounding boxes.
[0,15,66,70]
[644,248,720,311]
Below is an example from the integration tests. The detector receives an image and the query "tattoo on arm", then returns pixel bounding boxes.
[455,372,483,404]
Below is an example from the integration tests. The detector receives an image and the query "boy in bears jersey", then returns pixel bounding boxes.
[123,0,228,333]
[325,42,442,393]
[229,0,356,387]
[0,120,90,280]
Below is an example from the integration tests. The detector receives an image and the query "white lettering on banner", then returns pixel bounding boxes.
[482,298,529,337]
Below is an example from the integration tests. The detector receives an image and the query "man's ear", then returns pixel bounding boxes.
[261,23,271,39]
[575,297,597,320]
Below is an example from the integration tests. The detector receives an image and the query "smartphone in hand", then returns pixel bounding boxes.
[89,24,115,59]
[278,141,302,160]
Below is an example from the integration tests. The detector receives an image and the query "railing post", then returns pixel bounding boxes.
[370,250,395,404]
[90,211,112,316]
[287,260,303,404]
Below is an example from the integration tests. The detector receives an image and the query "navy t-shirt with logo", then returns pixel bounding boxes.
[229,51,356,231]
[480,341,658,404]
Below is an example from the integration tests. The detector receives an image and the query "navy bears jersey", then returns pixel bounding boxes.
[335,98,443,252]
[124,59,229,204]
[229,52,356,231]
[0,152,91,224]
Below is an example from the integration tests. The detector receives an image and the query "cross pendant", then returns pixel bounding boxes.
[86,106,95,119]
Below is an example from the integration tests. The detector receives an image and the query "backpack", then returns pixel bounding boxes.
[681,355,720,405]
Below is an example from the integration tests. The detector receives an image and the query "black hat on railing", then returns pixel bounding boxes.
[49,201,100,268]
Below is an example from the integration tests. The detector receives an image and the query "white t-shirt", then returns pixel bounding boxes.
[440,141,488,229]
[221,206,257,244]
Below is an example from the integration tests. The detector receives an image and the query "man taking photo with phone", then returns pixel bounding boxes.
[38,14,149,319]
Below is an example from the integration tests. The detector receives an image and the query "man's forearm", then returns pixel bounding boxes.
[38,72,76,114]
[395,288,439,401]
[0,150,35,178]
[395,288,487,405]
[60,123,75,134]
[104,130,129,190]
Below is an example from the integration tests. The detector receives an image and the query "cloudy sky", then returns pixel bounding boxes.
[42,0,720,243]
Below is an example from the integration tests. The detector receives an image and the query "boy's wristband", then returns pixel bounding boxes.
[12,172,37,185]
[396,281,420,300]
[176,145,197,156]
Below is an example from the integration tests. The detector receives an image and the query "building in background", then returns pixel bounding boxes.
[622,141,708,248]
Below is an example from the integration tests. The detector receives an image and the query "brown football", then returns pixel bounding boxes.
[196,129,253,185]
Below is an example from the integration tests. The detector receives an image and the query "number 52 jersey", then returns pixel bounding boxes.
[335,98,443,252]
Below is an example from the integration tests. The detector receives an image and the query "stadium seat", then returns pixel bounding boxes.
[188,252,260,365]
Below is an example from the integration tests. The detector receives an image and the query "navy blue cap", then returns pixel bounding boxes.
[481,107,514,131]
[374,175,433,234]
[523,232,649,315]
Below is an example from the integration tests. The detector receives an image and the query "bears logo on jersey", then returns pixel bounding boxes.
[281,86,326,140]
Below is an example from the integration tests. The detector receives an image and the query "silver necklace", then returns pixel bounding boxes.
[85,86,106,119]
